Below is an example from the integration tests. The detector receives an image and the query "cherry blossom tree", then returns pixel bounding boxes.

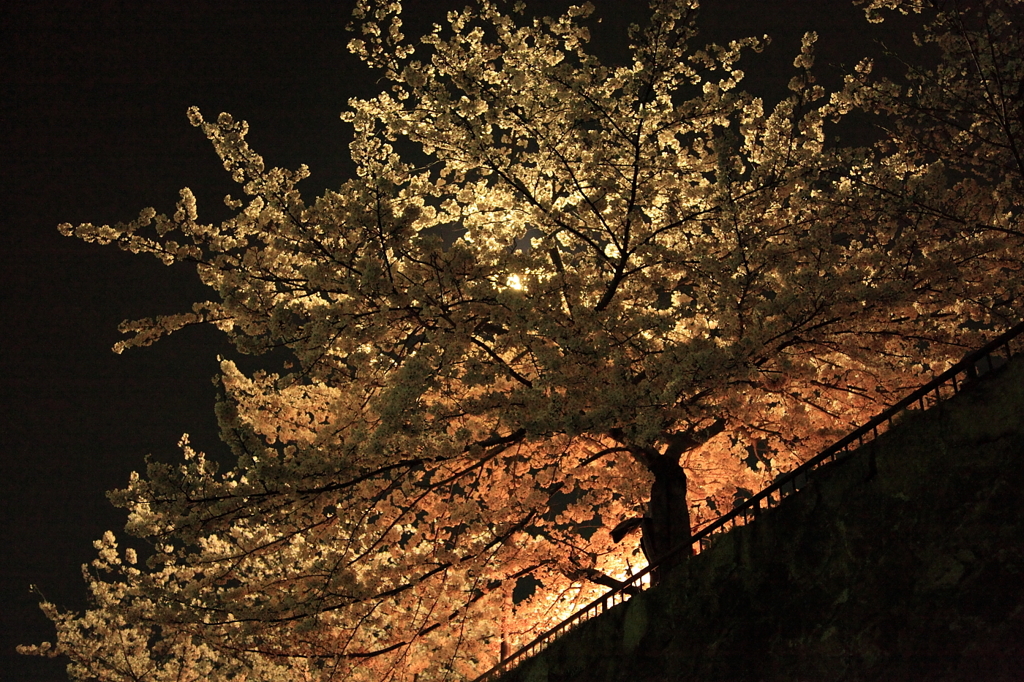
[22,1,1023,680]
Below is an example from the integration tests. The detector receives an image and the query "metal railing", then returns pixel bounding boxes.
[473,320,1024,682]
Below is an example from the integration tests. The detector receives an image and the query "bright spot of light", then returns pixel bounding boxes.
[507,274,523,290]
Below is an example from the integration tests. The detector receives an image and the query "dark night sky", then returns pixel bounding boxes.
[0,2,902,680]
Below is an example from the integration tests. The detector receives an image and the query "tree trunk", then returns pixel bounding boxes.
[642,454,693,584]
[621,419,726,584]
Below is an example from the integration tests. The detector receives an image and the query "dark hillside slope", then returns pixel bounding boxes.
[499,356,1024,682]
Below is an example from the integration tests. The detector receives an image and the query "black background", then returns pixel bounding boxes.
[1,2,896,679]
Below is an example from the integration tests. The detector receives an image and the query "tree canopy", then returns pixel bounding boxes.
[23,1,1024,680]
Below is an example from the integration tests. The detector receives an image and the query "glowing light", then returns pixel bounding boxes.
[506,274,523,290]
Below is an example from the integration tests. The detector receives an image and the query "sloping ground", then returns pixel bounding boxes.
[499,356,1024,682]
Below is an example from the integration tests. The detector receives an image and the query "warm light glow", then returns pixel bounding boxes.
[506,274,523,290]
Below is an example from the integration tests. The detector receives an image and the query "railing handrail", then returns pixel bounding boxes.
[473,321,1024,682]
